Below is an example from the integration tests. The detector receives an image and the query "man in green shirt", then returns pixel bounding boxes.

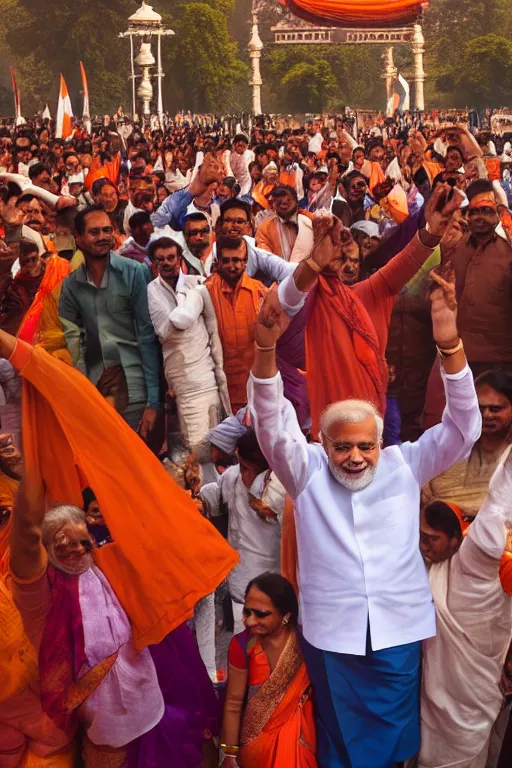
[59,205,161,438]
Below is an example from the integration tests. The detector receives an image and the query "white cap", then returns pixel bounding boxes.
[68,172,84,185]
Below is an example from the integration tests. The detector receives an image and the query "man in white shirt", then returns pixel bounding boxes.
[200,428,286,633]
[418,470,512,768]
[229,134,254,198]
[247,195,482,767]
[147,236,230,453]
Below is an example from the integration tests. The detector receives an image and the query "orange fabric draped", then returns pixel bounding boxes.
[84,153,121,191]
[500,552,512,596]
[484,157,502,182]
[380,185,409,224]
[251,182,275,209]
[207,273,267,412]
[20,747,75,767]
[279,170,297,189]
[18,255,71,346]
[10,340,238,651]
[281,497,299,597]
[423,161,445,185]
[239,633,317,768]
[283,0,425,28]
[305,277,388,437]
[0,577,38,702]
[368,160,386,193]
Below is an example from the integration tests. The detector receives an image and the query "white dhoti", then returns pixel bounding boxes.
[176,388,223,452]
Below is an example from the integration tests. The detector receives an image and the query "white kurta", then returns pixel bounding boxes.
[418,452,512,768]
[248,365,482,655]
[147,274,230,448]
[200,466,285,604]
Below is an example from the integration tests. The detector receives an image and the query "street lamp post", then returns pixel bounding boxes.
[119,1,174,124]
[249,0,264,115]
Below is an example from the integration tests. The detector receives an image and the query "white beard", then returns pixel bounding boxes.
[328,459,377,491]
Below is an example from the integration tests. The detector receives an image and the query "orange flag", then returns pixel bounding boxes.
[56,74,73,139]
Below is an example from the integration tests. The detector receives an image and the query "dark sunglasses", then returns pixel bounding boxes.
[187,227,210,237]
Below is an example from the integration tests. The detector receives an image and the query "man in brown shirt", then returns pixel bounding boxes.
[447,179,512,375]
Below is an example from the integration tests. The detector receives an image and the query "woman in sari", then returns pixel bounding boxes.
[0,326,238,767]
[220,573,316,768]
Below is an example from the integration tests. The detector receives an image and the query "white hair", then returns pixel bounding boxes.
[41,504,86,549]
[320,399,383,442]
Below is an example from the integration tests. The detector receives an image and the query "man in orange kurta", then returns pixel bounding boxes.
[206,237,267,413]
[276,191,456,436]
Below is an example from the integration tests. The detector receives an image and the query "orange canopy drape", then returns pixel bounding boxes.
[11,341,239,651]
[282,0,426,28]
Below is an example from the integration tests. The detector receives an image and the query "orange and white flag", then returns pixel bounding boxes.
[56,74,73,139]
[80,61,92,135]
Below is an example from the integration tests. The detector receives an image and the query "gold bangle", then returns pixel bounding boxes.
[221,744,239,754]
[305,257,322,273]
[255,343,276,352]
[437,339,463,357]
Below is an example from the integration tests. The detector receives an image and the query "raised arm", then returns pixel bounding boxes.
[459,448,512,580]
[10,476,47,582]
[364,183,465,299]
[401,271,481,487]
[275,214,344,318]
[248,290,310,499]
[152,153,224,230]
[151,186,193,230]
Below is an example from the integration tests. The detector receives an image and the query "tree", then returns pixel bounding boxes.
[423,0,512,106]
[281,59,337,113]
[172,3,248,112]
[0,0,136,114]
[263,44,383,113]
[455,35,512,108]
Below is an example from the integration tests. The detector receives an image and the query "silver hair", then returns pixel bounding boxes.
[320,399,384,442]
[41,504,86,549]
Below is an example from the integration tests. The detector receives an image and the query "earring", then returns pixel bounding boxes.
[282,617,289,626]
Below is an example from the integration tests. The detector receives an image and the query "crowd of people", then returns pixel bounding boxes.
[0,108,511,768]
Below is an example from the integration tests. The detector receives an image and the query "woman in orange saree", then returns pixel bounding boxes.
[220,573,316,768]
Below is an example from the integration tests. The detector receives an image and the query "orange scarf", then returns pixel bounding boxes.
[10,340,238,651]
[306,276,388,436]
[18,255,71,347]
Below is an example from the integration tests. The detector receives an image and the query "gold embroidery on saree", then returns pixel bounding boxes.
[240,632,303,745]
[82,735,126,768]
[66,651,118,713]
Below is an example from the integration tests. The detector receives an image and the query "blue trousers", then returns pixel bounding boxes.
[301,632,420,768]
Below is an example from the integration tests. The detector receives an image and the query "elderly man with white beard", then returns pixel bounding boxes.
[247,200,482,768]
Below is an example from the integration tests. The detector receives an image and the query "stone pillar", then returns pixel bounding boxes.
[412,23,425,112]
[382,47,397,115]
[248,11,263,115]
[157,33,164,126]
